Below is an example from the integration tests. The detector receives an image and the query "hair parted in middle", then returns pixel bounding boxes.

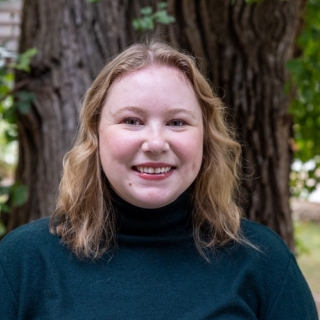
[50,40,244,259]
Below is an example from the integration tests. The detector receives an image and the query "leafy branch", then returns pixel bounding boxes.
[132,2,175,31]
[0,47,37,235]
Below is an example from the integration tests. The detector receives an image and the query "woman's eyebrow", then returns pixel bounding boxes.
[166,108,197,119]
[111,106,147,116]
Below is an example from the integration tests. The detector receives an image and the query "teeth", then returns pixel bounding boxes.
[136,166,172,174]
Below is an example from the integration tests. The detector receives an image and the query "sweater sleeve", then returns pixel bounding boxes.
[268,255,318,320]
[0,261,18,320]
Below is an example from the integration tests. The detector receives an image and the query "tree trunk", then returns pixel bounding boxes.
[6,0,304,251]
[162,0,305,250]
[5,0,130,230]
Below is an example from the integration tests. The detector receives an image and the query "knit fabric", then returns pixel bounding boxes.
[0,192,317,319]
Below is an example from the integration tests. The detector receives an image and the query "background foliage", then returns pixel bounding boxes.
[0,48,36,235]
[288,0,320,197]
[132,2,175,31]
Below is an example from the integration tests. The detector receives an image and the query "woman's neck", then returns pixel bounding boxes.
[110,190,193,244]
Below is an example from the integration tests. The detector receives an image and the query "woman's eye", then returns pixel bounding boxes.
[123,118,142,125]
[167,120,185,126]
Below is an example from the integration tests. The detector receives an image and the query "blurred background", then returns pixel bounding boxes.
[0,0,319,313]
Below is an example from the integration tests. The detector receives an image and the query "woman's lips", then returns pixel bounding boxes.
[132,164,175,180]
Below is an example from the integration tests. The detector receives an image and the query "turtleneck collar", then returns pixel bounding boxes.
[110,190,193,244]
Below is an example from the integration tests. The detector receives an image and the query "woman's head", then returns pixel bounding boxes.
[51,40,243,259]
[98,64,204,208]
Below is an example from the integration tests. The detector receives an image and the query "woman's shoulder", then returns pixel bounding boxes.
[224,218,295,275]
[0,217,55,257]
[238,219,317,318]
[1,216,51,239]
[240,218,292,257]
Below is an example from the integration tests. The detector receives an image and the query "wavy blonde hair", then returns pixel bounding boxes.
[51,41,244,259]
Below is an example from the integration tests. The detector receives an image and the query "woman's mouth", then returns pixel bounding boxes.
[133,166,174,174]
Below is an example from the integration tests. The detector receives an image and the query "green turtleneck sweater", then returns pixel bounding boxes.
[0,192,317,319]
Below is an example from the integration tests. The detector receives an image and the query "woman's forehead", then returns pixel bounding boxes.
[99,65,202,122]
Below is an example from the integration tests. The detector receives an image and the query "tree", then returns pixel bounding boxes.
[4,0,305,250]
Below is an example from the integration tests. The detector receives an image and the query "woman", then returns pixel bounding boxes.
[0,41,317,319]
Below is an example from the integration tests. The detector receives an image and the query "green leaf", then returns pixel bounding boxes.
[144,17,154,29]
[0,67,7,77]
[0,84,10,95]
[287,59,305,77]
[311,26,320,41]
[153,7,175,25]
[157,2,168,9]
[301,88,314,102]
[0,220,6,237]
[16,102,31,114]
[16,91,35,102]
[4,128,17,143]
[0,203,10,213]
[13,48,37,72]
[154,11,170,24]
[0,185,10,196]
[132,19,141,31]
[140,6,153,16]
[135,17,155,31]
[2,106,17,124]
[4,72,14,82]
[132,3,175,31]
[11,90,35,115]
[10,184,28,207]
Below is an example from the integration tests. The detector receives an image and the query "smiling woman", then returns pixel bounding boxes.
[0,40,317,319]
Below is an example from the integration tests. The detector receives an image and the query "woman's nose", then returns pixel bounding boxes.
[141,130,169,155]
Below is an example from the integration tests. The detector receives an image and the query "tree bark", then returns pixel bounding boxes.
[162,0,305,250]
[5,0,131,230]
[6,0,304,251]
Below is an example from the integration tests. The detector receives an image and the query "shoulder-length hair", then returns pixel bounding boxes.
[50,40,244,259]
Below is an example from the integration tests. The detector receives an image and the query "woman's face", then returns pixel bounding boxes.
[99,65,203,208]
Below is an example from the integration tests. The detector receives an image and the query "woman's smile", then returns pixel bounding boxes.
[132,163,176,180]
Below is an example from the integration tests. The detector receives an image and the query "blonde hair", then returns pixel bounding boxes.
[51,41,244,259]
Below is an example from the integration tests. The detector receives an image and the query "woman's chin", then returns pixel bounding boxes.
[127,193,179,209]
